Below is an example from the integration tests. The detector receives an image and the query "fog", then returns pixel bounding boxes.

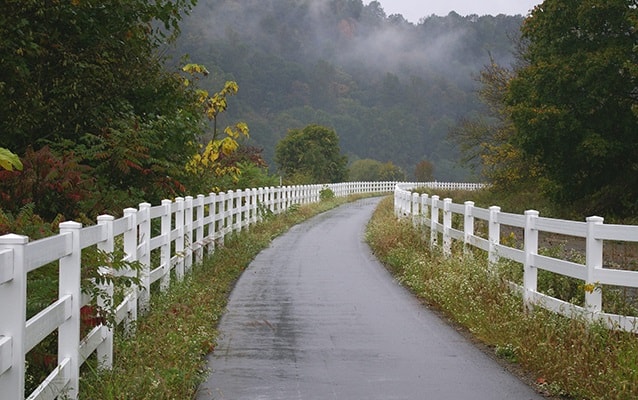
[181,0,516,84]
[174,0,523,180]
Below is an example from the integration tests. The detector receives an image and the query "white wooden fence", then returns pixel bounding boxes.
[394,183,638,335]
[3,180,470,400]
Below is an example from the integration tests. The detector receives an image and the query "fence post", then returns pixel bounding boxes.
[184,196,194,274]
[217,192,226,245]
[488,206,501,268]
[122,208,138,334]
[420,193,429,239]
[195,195,205,264]
[207,193,217,255]
[443,198,452,257]
[411,192,420,228]
[430,195,440,249]
[464,201,475,252]
[58,221,83,399]
[175,197,185,281]
[585,216,604,315]
[96,215,114,369]
[0,234,28,400]
[281,186,286,210]
[138,203,152,314]
[523,210,539,311]
[240,190,247,231]
[160,199,172,292]
[225,190,234,235]
[257,188,264,222]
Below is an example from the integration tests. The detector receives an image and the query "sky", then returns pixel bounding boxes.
[378,0,542,22]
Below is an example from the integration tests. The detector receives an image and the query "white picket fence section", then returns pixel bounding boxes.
[394,183,638,335]
[0,180,485,400]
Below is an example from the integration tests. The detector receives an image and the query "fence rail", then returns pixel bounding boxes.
[394,184,638,335]
[2,180,483,400]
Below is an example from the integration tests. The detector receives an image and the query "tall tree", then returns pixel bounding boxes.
[275,124,348,184]
[0,0,197,152]
[506,0,638,215]
[0,0,205,216]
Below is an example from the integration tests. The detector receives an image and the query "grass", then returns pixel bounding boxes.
[366,196,638,400]
[79,194,367,399]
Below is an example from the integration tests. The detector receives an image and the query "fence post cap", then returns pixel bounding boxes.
[586,216,604,223]
[97,214,115,222]
[59,221,82,229]
[0,233,29,244]
[524,209,540,216]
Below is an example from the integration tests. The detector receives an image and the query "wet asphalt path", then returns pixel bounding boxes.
[196,198,544,400]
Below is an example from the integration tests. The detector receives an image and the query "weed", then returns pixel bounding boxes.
[319,186,335,201]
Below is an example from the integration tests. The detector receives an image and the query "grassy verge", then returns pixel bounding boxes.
[366,196,638,400]
[79,194,367,399]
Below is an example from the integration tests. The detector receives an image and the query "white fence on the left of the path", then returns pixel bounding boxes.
[2,181,419,400]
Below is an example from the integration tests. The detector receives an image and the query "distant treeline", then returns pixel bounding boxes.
[173,0,524,180]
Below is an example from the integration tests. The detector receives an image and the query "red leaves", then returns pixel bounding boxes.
[0,146,94,221]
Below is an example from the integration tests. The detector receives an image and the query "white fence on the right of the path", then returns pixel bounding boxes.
[394,184,638,333]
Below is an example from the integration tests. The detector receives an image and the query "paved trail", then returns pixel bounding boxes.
[197,198,544,400]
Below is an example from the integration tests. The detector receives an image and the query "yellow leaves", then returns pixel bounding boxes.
[582,282,600,294]
[224,122,249,140]
[185,120,247,176]
[220,137,238,155]
[195,89,209,103]
[0,148,23,171]
[182,63,209,76]
[180,68,248,189]
[71,0,80,5]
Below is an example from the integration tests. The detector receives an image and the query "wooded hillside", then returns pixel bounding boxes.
[173,0,524,180]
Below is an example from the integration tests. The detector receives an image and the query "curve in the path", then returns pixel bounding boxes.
[196,198,544,400]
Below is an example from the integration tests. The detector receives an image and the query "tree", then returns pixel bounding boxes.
[450,59,542,189]
[349,159,405,181]
[184,77,250,193]
[0,0,197,153]
[414,160,434,182]
[505,0,638,215]
[0,0,205,217]
[275,125,348,184]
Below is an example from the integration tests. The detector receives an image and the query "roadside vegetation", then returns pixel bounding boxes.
[78,192,364,399]
[366,194,638,400]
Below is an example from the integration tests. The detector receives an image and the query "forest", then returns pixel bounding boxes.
[2,0,637,229]
[172,0,525,181]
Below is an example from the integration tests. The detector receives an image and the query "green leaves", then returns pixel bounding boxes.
[506,0,638,215]
[275,124,348,184]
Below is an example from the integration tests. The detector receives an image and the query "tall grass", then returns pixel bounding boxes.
[366,196,638,400]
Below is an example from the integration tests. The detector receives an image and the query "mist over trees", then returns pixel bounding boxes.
[172,0,524,180]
